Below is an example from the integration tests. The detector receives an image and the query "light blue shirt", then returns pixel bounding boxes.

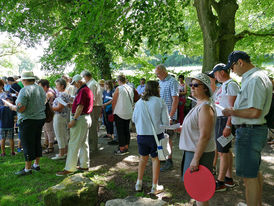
[132,96,170,135]
[136,84,146,95]
[232,68,272,125]
[16,84,46,124]
[159,75,179,120]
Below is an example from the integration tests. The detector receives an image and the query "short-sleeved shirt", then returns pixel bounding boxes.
[159,75,179,120]
[214,79,240,116]
[136,84,146,95]
[0,106,16,129]
[16,84,46,124]
[52,92,71,117]
[232,68,272,125]
[71,85,93,115]
[4,84,11,92]
[86,79,102,106]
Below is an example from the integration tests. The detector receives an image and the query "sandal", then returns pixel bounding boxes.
[43,147,54,154]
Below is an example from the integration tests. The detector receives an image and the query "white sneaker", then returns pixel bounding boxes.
[51,154,66,160]
[150,185,164,194]
[135,183,142,192]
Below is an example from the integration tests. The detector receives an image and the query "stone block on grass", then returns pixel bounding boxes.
[106,196,168,206]
[43,173,98,206]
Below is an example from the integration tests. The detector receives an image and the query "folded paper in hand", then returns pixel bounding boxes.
[160,123,181,130]
[217,134,234,147]
[56,97,68,106]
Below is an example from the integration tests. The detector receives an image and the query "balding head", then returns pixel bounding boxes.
[155,64,168,80]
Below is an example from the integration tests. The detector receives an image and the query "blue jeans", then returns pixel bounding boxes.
[235,125,268,178]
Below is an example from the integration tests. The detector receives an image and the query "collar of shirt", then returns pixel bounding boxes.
[76,84,87,94]
[242,67,259,83]
[161,74,171,82]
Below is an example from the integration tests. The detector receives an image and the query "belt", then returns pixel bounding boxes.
[233,124,266,129]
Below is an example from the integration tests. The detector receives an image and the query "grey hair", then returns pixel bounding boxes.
[55,78,67,89]
[156,64,167,72]
[81,70,92,78]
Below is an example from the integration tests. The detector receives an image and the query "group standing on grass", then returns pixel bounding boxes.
[0,50,273,206]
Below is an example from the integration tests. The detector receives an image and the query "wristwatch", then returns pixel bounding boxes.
[72,117,78,121]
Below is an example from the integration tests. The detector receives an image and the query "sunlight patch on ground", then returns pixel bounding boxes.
[262,156,274,164]
[123,155,139,163]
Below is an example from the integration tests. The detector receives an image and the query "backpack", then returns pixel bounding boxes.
[265,93,274,129]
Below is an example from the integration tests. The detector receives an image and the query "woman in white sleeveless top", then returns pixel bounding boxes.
[178,73,216,206]
[112,75,134,155]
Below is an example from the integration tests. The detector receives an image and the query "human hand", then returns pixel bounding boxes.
[222,108,234,116]
[68,120,76,128]
[189,158,199,173]
[175,126,182,133]
[223,127,231,137]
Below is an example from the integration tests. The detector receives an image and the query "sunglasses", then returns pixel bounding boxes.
[189,83,203,88]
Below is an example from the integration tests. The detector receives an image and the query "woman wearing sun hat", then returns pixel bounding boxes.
[178,73,216,206]
[5,71,46,176]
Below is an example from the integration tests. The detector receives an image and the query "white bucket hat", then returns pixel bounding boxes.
[71,74,82,85]
[20,71,36,80]
[186,73,213,96]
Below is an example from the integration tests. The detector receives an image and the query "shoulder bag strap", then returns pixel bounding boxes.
[143,100,161,147]
[123,85,133,105]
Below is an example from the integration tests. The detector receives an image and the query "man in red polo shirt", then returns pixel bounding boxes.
[56,74,93,176]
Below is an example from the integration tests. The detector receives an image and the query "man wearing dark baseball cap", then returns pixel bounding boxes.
[210,63,240,191]
[222,51,272,205]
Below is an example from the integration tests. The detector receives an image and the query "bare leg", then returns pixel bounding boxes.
[34,157,40,166]
[244,176,261,206]
[9,139,15,153]
[1,139,5,154]
[217,153,229,182]
[213,149,218,168]
[225,151,233,178]
[151,157,160,185]
[137,155,149,181]
[25,161,32,170]
[257,172,263,206]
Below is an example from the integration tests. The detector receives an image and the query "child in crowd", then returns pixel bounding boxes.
[0,97,17,156]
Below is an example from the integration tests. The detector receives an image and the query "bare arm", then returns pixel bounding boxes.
[190,104,215,172]
[169,96,179,118]
[52,103,65,112]
[111,88,119,111]
[222,107,262,119]
[223,95,236,137]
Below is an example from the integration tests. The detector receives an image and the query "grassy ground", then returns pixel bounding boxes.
[0,147,66,206]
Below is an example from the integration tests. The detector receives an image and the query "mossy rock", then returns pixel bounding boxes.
[43,173,99,206]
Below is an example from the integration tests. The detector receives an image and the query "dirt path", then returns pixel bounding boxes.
[87,128,274,206]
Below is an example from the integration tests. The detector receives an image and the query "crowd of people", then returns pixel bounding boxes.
[0,50,273,206]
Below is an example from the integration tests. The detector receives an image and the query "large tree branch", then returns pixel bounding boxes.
[235,29,274,41]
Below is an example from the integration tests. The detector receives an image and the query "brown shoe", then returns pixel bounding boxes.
[76,166,89,171]
[56,170,73,176]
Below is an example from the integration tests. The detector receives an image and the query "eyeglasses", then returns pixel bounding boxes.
[189,83,203,88]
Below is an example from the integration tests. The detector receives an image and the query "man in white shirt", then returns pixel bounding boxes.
[210,63,240,191]
[82,71,103,153]
[223,51,272,206]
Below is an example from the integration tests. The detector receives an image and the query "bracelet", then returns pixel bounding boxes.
[225,125,231,129]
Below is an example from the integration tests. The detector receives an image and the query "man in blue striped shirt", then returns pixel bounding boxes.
[155,64,179,171]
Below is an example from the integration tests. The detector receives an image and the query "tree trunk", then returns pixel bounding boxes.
[194,0,238,73]
[93,43,112,80]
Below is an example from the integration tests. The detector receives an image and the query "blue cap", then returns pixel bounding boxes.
[211,63,227,74]
[224,51,250,70]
